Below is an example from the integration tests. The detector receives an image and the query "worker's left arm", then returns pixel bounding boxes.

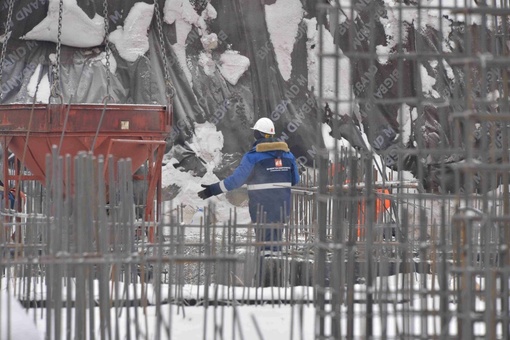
[220,153,255,191]
[199,153,255,199]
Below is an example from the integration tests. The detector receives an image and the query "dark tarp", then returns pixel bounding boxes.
[0,0,320,182]
[3,0,505,194]
[328,0,509,193]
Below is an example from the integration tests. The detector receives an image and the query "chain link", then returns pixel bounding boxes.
[102,0,112,101]
[51,0,64,99]
[0,0,15,102]
[153,0,176,102]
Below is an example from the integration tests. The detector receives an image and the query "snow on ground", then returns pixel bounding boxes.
[2,273,462,306]
[109,2,154,63]
[22,0,105,48]
[26,304,317,340]
[22,301,486,340]
[1,290,42,340]
[264,0,304,81]
[1,273,498,339]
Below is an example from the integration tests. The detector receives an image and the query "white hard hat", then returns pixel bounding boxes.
[251,117,275,135]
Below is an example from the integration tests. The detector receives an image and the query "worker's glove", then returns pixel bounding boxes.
[198,184,213,199]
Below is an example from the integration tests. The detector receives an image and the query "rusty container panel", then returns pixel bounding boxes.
[0,104,170,183]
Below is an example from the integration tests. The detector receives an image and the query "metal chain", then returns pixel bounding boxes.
[51,0,64,99]
[102,0,112,101]
[153,0,176,102]
[0,0,15,102]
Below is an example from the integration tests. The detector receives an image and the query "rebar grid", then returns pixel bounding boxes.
[313,1,510,339]
[1,1,510,339]
[0,143,506,339]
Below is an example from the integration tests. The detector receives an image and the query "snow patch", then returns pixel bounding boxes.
[201,33,218,51]
[376,44,391,64]
[381,0,454,54]
[304,18,318,92]
[420,65,440,98]
[337,0,359,21]
[27,64,51,103]
[164,0,201,29]
[306,18,351,116]
[164,0,218,87]
[161,122,251,225]
[164,0,200,85]
[191,122,224,167]
[265,0,304,81]
[398,104,418,146]
[322,123,354,155]
[22,0,105,48]
[487,90,500,111]
[109,2,154,63]
[426,0,500,26]
[199,52,216,76]
[442,59,455,80]
[218,51,250,86]
[201,3,218,22]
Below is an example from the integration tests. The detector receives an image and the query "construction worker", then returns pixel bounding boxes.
[198,117,300,253]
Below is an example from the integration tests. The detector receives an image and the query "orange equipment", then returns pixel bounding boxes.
[328,162,391,239]
[356,188,391,238]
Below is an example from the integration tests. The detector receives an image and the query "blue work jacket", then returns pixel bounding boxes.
[210,138,300,223]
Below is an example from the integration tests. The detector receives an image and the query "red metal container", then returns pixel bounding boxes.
[0,103,171,236]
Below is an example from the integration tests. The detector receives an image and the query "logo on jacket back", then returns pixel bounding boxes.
[275,159,282,167]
